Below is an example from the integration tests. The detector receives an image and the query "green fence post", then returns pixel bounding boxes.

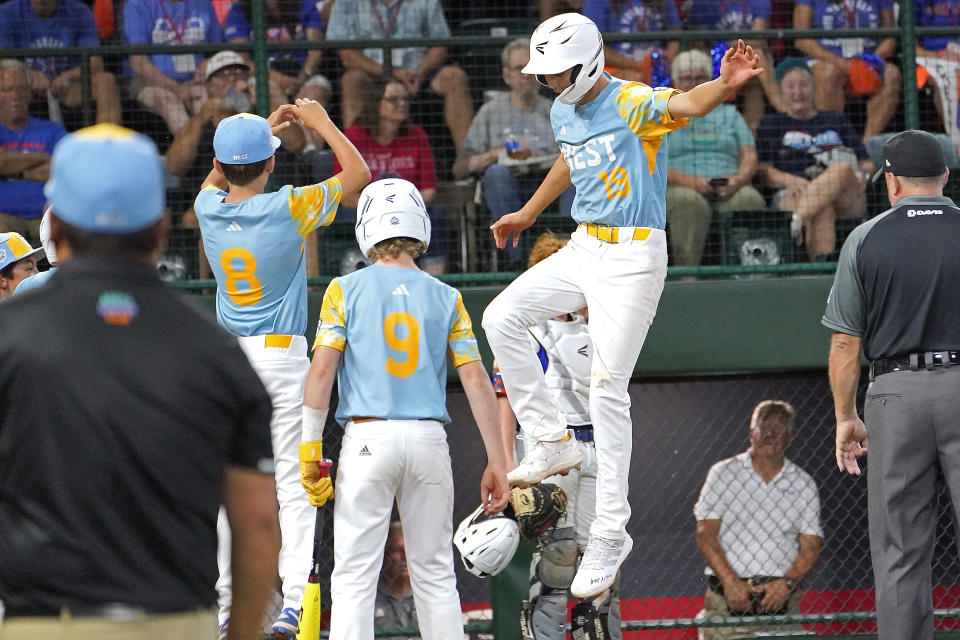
[250,0,270,117]
[491,541,534,640]
[900,0,919,130]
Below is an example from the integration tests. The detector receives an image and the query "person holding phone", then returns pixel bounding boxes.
[665,49,765,266]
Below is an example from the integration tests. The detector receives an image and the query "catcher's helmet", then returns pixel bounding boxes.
[354,178,431,258]
[523,13,605,105]
[454,506,520,578]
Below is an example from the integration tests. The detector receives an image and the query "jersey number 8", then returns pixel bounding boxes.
[384,312,419,378]
[221,248,263,306]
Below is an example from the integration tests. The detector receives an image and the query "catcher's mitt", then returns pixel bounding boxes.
[508,483,567,539]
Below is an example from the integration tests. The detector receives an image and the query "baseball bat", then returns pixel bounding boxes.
[297,459,332,640]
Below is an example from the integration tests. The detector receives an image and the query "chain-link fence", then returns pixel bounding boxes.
[306,370,960,638]
[5,1,960,280]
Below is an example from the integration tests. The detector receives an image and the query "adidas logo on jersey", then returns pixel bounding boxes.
[226,221,243,232]
[359,445,372,457]
[392,284,410,296]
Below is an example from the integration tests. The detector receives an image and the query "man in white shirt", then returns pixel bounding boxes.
[693,400,823,639]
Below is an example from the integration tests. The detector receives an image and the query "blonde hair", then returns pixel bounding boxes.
[671,49,713,80]
[502,38,530,67]
[368,237,427,262]
[528,231,568,268]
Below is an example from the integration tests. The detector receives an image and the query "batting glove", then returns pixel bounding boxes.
[299,440,334,507]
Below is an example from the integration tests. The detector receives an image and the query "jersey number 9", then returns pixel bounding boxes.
[384,312,420,378]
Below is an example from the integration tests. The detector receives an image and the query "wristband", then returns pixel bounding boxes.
[299,440,324,462]
[302,406,328,442]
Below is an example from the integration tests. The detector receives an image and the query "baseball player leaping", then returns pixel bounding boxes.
[299,178,509,640]
[481,14,761,599]
[193,100,370,639]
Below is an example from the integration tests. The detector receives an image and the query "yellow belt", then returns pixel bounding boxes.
[580,223,652,243]
[264,334,294,348]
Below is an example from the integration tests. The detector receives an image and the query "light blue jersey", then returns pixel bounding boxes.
[552,75,687,229]
[12,267,56,296]
[195,178,342,337]
[313,265,480,425]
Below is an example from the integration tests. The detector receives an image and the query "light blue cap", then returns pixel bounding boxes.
[213,112,281,165]
[44,124,165,234]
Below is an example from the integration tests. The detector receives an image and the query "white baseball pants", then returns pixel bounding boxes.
[329,419,462,640]
[483,227,667,539]
[217,335,313,621]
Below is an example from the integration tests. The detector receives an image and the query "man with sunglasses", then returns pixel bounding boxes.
[481,13,762,598]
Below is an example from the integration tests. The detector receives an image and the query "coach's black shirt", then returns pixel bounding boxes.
[822,195,960,361]
[0,257,274,610]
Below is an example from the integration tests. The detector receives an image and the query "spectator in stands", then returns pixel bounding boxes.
[0,0,122,126]
[914,0,960,152]
[223,0,331,106]
[582,0,680,84]
[336,77,448,273]
[123,0,223,135]
[682,0,781,129]
[793,0,900,140]
[326,0,475,150]
[375,520,417,637]
[756,59,873,261]
[452,38,573,269]
[665,49,765,267]
[694,400,823,640]
[0,59,67,245]
[0,231,43,300]
[165,50,312,277]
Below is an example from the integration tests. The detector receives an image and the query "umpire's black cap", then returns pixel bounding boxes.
[872,129,948,182]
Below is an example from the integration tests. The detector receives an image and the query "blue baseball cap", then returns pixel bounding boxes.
[0,232,44,271]
[44,124,165,234]
[213,112,281,165]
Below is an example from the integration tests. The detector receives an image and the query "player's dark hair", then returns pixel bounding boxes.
[0,264,14,280]
[220,158,270,186]
[356,78,410,135]
[58,219,161,259]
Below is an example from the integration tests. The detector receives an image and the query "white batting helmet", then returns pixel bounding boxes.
[354,178,431,259]
[523,13,605,105]
[39,206,57,265]
[454,506,520,578]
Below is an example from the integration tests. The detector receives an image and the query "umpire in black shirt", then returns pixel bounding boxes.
[823,129,960,640]
[0,124,280,640]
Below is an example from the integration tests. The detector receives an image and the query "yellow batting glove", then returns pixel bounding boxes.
[299,440,334,507]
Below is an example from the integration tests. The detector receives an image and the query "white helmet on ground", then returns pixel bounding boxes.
[454,506,520,578]
[522,13,605,105]
[354,178,431,258]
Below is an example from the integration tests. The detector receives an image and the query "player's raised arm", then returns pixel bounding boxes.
[293,98,371,196]
[668,40,762,119]
[457,359,509,513]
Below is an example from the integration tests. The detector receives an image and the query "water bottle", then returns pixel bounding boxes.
[505,134,522,159]
[710,40,729,79]
[649,49,671,88]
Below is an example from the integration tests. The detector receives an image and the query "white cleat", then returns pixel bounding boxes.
[506,436,582,487]
[570,534,633,599]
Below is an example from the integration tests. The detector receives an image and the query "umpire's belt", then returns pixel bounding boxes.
[870,351,960,378]
[579,223,652,243]
[4,602,196,620]
[572,425,594,442]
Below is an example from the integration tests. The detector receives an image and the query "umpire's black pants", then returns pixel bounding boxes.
[866,366,960,640]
